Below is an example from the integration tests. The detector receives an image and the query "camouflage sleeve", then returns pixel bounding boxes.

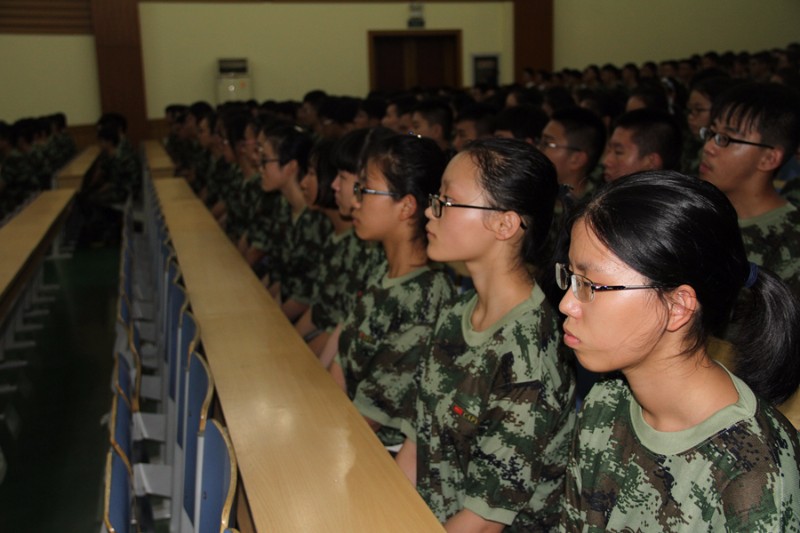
[281,212,332,304]
[461,370,571,525]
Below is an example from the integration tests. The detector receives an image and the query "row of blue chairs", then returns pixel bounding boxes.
[100,171,239,533]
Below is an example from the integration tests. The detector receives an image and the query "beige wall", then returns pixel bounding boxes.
[0,34,101,124]
[554,0,800,69]
[2,1,799,124]
[138,2,513,118]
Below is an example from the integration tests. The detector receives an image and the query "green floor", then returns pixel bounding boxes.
[0,244,119,532]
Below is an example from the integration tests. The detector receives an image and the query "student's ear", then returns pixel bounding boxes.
[568,150,589,171]
[665,284,698,332]
[644,152,663,171]
[494,210,525,241]
[757,146,785,173]
[398,194,418,221]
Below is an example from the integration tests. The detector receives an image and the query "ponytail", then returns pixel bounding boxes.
[731,268,800,405]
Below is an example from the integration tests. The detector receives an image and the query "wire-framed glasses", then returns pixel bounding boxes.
[353,182,398,202]
[428,194,526,229]
[555,262,662,303]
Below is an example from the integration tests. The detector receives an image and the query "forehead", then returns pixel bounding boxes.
[542,120,567,139]
[569,218,630,276]
[442,152,480,190]
[609,127,637,147]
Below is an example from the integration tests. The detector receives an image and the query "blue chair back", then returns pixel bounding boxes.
[183,352,214,525]
[176,309,199,448]
[198,419,237,533]
[103,448,132,533]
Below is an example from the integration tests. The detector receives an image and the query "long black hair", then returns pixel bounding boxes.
[573,170,800,405]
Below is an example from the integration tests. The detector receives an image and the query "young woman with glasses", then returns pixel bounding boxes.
[395,138,576,532]
[558,170,800,531]
[327,133,456,449]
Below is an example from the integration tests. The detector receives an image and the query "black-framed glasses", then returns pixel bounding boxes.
[353,182,397,202]
[428,194,527,229]
[555,263,662,303]
[700,127,774,149]
[536,138,581,152]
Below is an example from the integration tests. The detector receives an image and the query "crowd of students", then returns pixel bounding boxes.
[0,113,76,220]
[161,43,799,531]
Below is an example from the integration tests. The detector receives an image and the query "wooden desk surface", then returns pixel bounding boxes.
[153,178,196,203]
[143,140,176,179]
[0,190,75,323]
[54,145,100,189]
[154,181,442,532]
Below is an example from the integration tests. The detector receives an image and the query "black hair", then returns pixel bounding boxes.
[573,170,800,405]
[464,137,558,270]
[455,103,497,137]
[319,96,360,125]
[308,139,338,209]
[550,106,607,171]
[689,76,738,103]
[711,82,800,166]
[189,101,214,123]
[543,86,576,114]
[628,79,669,112]
[220,110,250,147]
[365,134,446,244]
[302,90,328,110]
[362,97,388,121]
[332,126,395,174]
[386,95,417,118]
[263,122,314,178]
[413,99,454,140]
[494,104,548,141]
[612,108,683,171]
[577,89,626,124]
[98,112,128,134]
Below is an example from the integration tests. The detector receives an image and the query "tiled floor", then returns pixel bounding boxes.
[0,245,119,532]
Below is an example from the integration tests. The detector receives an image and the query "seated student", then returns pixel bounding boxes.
[396,138,575,532]
[300,128,393,357]
[328,134,455,448]
[625,79,670,112]
[452,103,496,153]
[683,75,737,175]
[381,95,416,134]
[297,89,327,138]
[493,104,548,146]
[193,111,220,200]
[558,171,800,531]
[317,96,360,140]
[602,108,682,182]
[256,122,333,319]
[12,118,51,189]
[292,140,352,344]
[537,106,606,202]
[83,114,140,205]
[0,121,35,219]
[211,110,251,233]
[410,100,455,158]
[182,101,214,192]
[200,112,231,210]
[541,86,575,117]
[361,96,387,128]
[45,112,77,171]
[699,81,800,300]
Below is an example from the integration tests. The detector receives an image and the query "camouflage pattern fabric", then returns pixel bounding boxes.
[224,172,259,241]
[310,230,385,332]
[47,132,77,170]
[739,202,800,299]
[27,144,53,188]
[276,207,333,304]
[189,147,212,194]
[781,178,800,209]
[247,189,283,253]
[337,265,455,446]
[203,156,227,207]
[0,150,36,217]
[406,285,575,530]
[562,371,800,532]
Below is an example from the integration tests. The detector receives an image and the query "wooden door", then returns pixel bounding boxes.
[369,30,462,93]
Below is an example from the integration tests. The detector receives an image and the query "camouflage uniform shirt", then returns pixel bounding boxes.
[561,369,800,532]
[405,285,576,530]
[337,264,455,446]
[311,229,385,332]
[276,206,333,304]
[739,202,800,299]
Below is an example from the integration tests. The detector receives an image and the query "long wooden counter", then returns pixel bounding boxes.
[0,190,75,325]
[143,140,176,179]
[53,145,101,190]
[154,179,442,532]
